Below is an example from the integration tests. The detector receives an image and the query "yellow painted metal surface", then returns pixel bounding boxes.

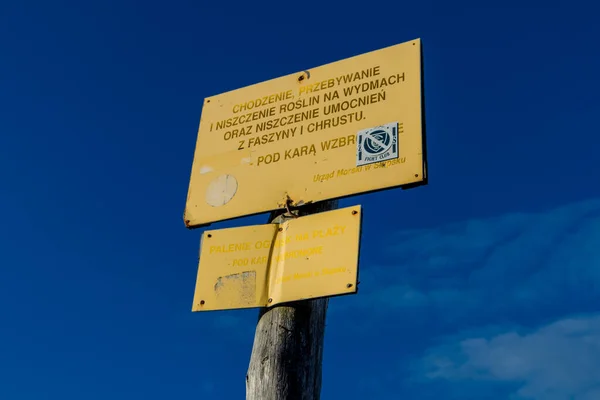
[192,205,362,311]
[185,38,425,227]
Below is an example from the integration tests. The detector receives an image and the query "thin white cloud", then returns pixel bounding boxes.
[332,198,600,331]
[323,198,600,398]
[419,314,600,399]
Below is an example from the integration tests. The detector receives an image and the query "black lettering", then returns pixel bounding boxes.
[309,112,364,133]
[216,108,275,131]
[324,90,339,102]
[256,108,320,133]
[279,96,320,113]
[238,140,245,150]
[223,125,254,141]
[324,92,385,115]
[340,74,403,97]
[283,145,316,160]
[247,128,296,146]
[257,152,281,166]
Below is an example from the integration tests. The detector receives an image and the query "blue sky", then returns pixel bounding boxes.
[1,0,599,399]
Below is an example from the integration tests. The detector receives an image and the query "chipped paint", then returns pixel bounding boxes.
[199,165,214,174]
[214,271,257,306]
[205,174,238,207]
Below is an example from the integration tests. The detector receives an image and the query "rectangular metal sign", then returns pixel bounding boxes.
[192,205,362,311]
[185,38,425,227]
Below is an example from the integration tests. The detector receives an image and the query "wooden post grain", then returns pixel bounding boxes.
[246,199,338,400]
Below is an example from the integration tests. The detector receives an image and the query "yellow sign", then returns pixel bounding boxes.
[185,38,425,227]
[192,205,362,311]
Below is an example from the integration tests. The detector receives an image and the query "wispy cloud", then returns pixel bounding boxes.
[418,314,600,399]
[332,198,600,331]
[324,198,600,399]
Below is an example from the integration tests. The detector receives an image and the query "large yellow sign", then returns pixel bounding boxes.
[192,206,362,311]
[185,38,425,227]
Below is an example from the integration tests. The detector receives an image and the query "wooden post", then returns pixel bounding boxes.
[246,199,338,400]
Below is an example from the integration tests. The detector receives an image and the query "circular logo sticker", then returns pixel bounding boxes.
[362,129,393,155]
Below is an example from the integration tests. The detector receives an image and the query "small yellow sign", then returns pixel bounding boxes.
[185,38,426,227]
[192,205,362,311]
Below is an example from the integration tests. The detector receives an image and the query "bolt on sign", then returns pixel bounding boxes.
[184,38,426,227]
[192,205,362,312]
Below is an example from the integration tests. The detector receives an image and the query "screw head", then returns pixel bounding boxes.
[268,298,273,303]
[207,233,212,238]
[346,283,353,288]
[200,300,205,305]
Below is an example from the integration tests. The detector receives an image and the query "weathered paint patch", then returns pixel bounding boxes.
[205,174,238,207]
[214,271,257,306]
[199,165,214,174]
